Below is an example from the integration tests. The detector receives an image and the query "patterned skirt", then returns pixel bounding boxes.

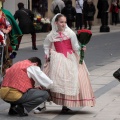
[43,51,95,107]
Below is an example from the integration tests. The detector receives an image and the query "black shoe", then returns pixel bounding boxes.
[34,107,46,114]
[61,106,74,114]
[12,105,28,117]
[32,47,38,50]
[8,106,18,116]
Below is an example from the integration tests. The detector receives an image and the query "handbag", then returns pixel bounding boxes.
[113,68,120,81]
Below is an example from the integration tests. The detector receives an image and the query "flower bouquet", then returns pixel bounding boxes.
[41,18,51,32]
[41,18,50,24]
[76,29,92,64]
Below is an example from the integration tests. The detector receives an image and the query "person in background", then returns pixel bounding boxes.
[61,0,76,28]
[83,0,87,28]
[0,8,12,74]
[109,0,120,25]
[0,0,22,75]
[35,0,48,18]
[51,0,65,14]
[97,0,109,26]
[62,0,68,4]
[14,2,38,50]
[75,0,84,30]
[0,57,53,117]
[42,14,95,113]
[83,0,96,30]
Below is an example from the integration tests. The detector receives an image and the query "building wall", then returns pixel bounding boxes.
[3,0,28,14]
[3,0,16,15]
[3,0,115,25]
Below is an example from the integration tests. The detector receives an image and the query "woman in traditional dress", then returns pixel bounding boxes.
[43,13,95,113]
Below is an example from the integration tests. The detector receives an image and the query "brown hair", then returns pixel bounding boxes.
[28,57,42,68]
[55,14,66,22]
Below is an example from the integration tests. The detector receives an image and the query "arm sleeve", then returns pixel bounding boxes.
[27,66,53,89]
[70,32,80,55]
[43,36,51,58]
[93,5,96,15]
[79,0,83,9]
[14,12,18,20]
[29,10,34,20]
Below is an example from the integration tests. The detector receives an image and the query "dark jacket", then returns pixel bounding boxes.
[83,2,96,21]
[97,0,109,19]
[14,8,35,34]
[61,1,76,22]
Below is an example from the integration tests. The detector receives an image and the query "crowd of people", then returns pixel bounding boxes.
[0,0,120,118]
[51,0,120,29]
[51,0,96,30]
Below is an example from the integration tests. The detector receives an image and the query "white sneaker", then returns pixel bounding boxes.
[34,107,46,114]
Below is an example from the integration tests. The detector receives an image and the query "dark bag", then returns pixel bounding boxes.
[113,68,120,81]
[53,5,60,14]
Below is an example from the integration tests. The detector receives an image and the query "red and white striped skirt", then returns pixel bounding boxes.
[43,51,95,107]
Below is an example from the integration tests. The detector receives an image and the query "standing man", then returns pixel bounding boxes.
[0,57,53,117]
[75,0,83,30]
[51,0,65,14]
[14,2,38,50]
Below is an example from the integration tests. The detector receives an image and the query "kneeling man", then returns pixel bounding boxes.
[0,57,53,117]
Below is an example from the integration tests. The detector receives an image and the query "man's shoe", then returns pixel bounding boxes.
[12,105,28,117]
[8,107,18,116]
[61,106,75,114]
[34,106,46,114]
[32,47,38,50]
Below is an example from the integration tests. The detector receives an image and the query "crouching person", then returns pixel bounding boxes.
[0,57,53,117]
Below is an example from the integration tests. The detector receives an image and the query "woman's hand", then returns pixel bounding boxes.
[1,28,11,34]
[1,26,12,34]
[1,29,9,34]
[45,55,50,62]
